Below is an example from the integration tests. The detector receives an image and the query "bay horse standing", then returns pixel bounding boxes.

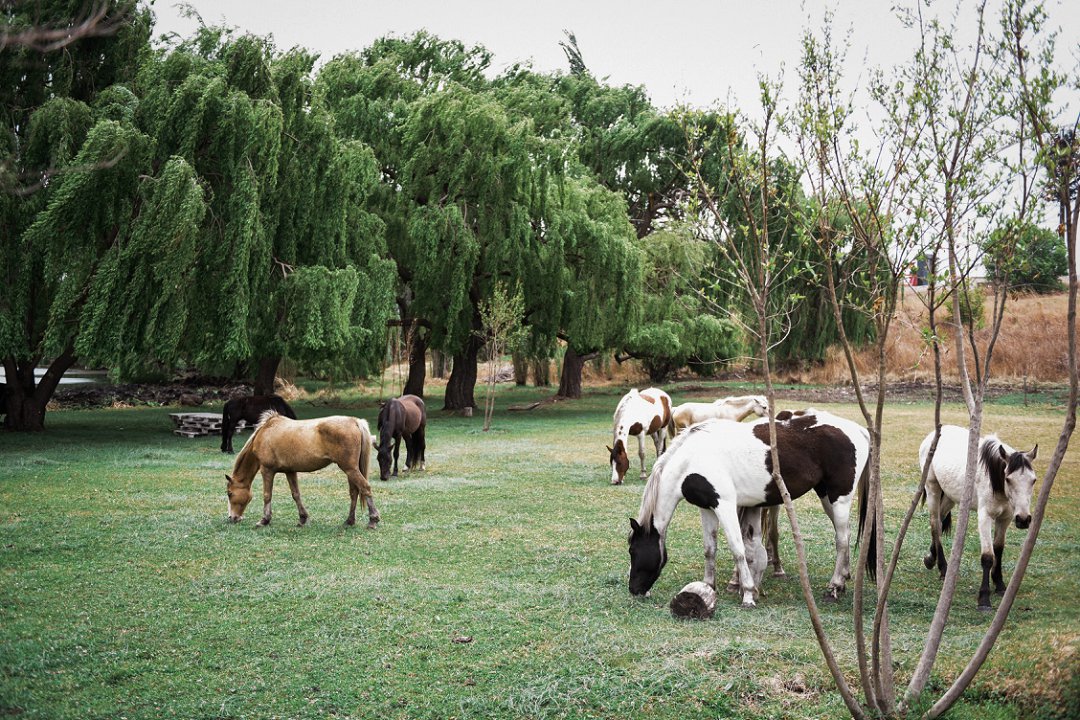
[919,424,1038,610]
[221,394,296,453]
[608,387,674,484]
[669,395,769,436]
[225,411,380,529]
[628,409,869,606]
[377,394,427,481]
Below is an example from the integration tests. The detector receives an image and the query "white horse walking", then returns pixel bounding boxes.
[920,425,1038,610]
[669,395,769,436]
[608,388,674,484]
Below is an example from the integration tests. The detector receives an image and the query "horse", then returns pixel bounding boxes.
[377,394,427,481]
[919,425,1038,610]
[220,394,297,453]
[669,395,769,436]
[628,409,870,606]
[608,387,674,484]
[225,411,380,529]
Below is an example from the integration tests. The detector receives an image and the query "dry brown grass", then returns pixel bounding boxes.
[805,288,1071,385]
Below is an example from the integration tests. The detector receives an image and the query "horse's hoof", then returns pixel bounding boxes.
[610,480,622,486]
[822,589,843,603]
[977,603,993,613]
[924,555,936,569]
[345,518,356,527]
[724,582,740,594]
[366,519,380,529]
[256,519,270,527]
[772,569,787,578]
[740,600,756,609]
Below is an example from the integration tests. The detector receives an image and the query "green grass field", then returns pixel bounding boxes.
[1,383,1076,719]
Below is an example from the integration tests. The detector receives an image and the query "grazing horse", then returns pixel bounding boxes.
[669,395,769,436]
[919,425,1038,610]
[377,394,427,481]
[608,388,674,484]
[628,409,869,606]
[220,394,296,453]
[225,411,380,529]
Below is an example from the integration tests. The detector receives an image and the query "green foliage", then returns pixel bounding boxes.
[984,221,1067,293]
[945,284,987,331]
[625,226,745,380]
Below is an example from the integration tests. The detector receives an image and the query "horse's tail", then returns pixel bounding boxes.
[356,418,372,481]
[941,510,952,536]
[666,407,678,440]
[220,401,233,451]
[856,457,877,581]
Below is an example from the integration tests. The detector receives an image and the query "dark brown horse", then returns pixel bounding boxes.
[221,394,296,453]
[377,394,426,481]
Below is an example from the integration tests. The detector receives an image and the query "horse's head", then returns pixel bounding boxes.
[1004,444,1038,529]
[377,442,393,481]
[749,396,769,418]
[608,440,629,484]
[628,517,666,596]
[225,474,252,523]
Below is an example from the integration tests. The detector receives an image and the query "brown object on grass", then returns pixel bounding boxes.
[670,581,718,620]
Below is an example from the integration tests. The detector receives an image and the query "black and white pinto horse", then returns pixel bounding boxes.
[628,409,870,607]
[919,425,1038,611]
[608,388,675,484]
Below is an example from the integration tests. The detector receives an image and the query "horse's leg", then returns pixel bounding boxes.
[341,463,379,529]
[652,430,663,460]
[936,495,954,577]
[415,425,426,470]
[924,478,944,575]
[285,472,308,526]
[637,433,647,480]
[699,509,719,589]
[221,417,232,453]
[715,503,756,608]
[741,507,767,598]
[766,506,785,576]
[256,469,275,526]
[977,505,996,611]
[392,435,401,477]
[819,494,853,600]
[992,514,1009,594]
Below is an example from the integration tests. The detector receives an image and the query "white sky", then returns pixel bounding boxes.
[149,0,1079,115]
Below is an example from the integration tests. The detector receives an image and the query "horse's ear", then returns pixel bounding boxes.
[999,444,1008,460]
[1028,444,1038,461]
[606,445,612,454]
[630,518,641,532]
[225,474,232,487]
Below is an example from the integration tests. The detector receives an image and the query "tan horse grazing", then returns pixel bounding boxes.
[669,395,769,436]
[225,412,380,529]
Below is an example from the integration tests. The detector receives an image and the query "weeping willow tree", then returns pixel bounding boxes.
[1,14,395,430]
[0,0,154,430]
[320,33,643,409]
[692,113,876,366]
[622,225,746,381]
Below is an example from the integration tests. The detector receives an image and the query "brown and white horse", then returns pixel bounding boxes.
[225,411,380,529]
[377,394,427,481]
[608,387,674,484]
[669,395,769,436]
[629,409,870,606]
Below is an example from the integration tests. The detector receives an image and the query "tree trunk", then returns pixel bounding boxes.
[557,346,587,398]
[432,350,448,379]
[253,356,280,396]
[444,335,480,411]
[532,357,550,386]
[3,350,77,432]
[512,351,529,386]
[403,327,427,398]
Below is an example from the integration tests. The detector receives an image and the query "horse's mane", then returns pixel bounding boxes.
[637,420,714,530]
[979,436,1007,496]
[613,389,637,421]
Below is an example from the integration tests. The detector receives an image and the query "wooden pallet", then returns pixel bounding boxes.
[169,412,249,438]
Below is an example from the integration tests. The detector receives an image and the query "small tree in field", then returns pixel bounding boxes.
[476,283,527,431]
